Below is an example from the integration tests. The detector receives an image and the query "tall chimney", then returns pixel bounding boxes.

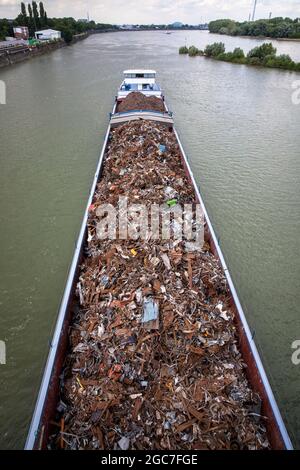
[252,0,257,21]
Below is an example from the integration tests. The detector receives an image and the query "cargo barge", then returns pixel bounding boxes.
[26,70,292,450]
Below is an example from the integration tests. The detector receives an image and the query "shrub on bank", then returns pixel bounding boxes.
[209,17,300,40]
[179,46,189,54]
[179,42,300,72]
[232,47,245,59]
[63,29,73,44]
[247,43,277,60]
[246,56,263,66]
[188,46,199,56]
[216,52,231,61]
[264,54,295,70]
[204,42,225,57]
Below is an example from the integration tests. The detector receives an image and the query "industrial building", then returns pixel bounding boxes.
[35,29,61,41]
[13,26,29,40]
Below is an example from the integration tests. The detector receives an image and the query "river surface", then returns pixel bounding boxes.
[0,30,300,449]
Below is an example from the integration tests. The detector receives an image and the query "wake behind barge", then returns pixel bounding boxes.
[26,70,292,450]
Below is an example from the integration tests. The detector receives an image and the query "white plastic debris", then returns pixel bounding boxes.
[118,436,130,450]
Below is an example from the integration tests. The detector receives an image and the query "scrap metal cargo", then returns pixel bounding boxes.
[49,119,269,450]
[25,71,292,451]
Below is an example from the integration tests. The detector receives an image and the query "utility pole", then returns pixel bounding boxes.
[252,0,257,21]
[269,12,272,20]
[86,0,90,22]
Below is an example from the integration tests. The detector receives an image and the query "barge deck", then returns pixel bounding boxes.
[25,71,292,451]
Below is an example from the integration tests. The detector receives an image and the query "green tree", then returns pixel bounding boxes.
[39,2,45,27]
[265,54,295,70]
[179,46,188,54]
[205,42,226,57]
[232,47,245,59]
[32,1,40,30]
[63,28,73,44]
[13,7,118,39]
[188,46,199,56]
[209,17,300,39]
[0,19,10,40]
[247,43,277,60]
[20,2,28,26]
[27,3,35,36]
[209,19,236,34]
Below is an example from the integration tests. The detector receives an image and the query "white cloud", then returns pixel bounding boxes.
[0,0,299,23]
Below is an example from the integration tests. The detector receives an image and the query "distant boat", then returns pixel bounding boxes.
[165,31,172,35]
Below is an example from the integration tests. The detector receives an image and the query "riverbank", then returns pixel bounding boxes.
[208,18,300,42]
[0,40,64,68]
[179,42,300,73]
[235,34,300,43]
[0,32,92,69]
[0,28,156,70]
[210,33,300,43]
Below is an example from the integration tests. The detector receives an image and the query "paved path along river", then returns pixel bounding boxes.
[0,30,299,448]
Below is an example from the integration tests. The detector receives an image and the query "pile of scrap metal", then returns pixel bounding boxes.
[116,92,166,113]
[49,120,269,450]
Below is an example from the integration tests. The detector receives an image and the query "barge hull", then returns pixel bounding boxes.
[25,100,292,451]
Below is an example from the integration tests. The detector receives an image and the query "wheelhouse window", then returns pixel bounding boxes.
[124,73,156,79]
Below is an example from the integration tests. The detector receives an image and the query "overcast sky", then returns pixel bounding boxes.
[0,0,299,24]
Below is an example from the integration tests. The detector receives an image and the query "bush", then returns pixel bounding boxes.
[265,54,295,69]
[63,29,73,44]
[219,27,229,35]
[188,46,199,57]
[246,56,263,66]
[205,42,226,57]
[217,52,234,61]
[247,43,277,60]
[179,46,188,54]
[179,39,300,73]
[209,17,300,40]
[209,19,236,34]
[294,62,300,72]
[232,56,246,64]
[274,54,294,68]
[232,47,245,59]
[216,52,228,61]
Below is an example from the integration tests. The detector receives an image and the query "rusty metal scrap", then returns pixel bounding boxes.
[48,120,270,450]
[116,92,166,113]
